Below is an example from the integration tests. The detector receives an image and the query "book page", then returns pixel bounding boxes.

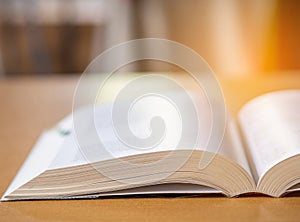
[1,130,65,200]
[49,90,251,176]
[238,90,300,183]
[49,110,252,176]
[49,90,214,168]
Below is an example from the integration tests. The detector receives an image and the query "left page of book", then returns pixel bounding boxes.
[1,129,65,201]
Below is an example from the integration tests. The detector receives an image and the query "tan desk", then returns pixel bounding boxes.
[0,73,300,222]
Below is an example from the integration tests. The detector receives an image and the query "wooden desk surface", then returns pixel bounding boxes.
[0,73,300,222]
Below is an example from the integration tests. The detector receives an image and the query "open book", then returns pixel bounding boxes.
[2,90,300,200]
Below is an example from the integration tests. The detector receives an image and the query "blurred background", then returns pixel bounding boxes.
[0,0,299,77]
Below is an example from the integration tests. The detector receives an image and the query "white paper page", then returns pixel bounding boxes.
[238,90,300,183]
[49,91,251,175]
[49,91,214,169]
[1,130,65,201]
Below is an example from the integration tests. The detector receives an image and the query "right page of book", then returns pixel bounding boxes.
[238,90,300,184]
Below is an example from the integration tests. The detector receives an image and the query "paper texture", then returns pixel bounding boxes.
[1,130,65,201]
[239,90,300,183]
